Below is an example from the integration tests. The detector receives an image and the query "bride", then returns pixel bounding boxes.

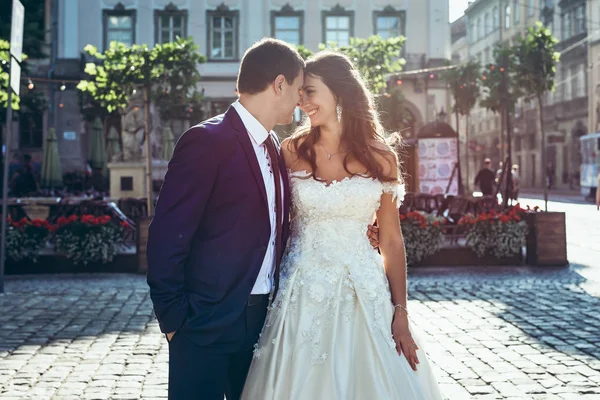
[241,51,443,399]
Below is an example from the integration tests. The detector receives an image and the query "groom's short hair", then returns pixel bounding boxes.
[237,38,305,95]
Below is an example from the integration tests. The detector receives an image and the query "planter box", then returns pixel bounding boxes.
[524,212,568,266]
[416,246,524,267]
[5,253,138,275]
[136,216,152,273]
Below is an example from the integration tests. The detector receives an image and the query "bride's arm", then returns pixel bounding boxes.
[376,156,420,371]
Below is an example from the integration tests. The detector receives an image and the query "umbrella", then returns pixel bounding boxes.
[88,117,107,170]
[40,128,63,188]
[161,125,175,161]
[106,126,121,162]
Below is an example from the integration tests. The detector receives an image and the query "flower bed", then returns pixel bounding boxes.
[458,204,529,259]
[400,211,445,265]
[6,218,56,263]
[54,214,127,265]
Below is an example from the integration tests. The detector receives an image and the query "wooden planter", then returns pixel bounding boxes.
[5,253,138,274]
[524,212,568,266]
[417,246,524,267]
[136,216,152,273]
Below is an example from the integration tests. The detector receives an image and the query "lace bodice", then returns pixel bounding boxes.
[288,171,405,259]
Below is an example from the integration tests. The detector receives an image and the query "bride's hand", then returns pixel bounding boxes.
[392,311,420,371]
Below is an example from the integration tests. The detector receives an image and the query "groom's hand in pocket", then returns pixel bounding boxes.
[166,331,176,342]
[367,224,379,249]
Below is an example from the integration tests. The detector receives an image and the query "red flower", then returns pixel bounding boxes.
[81,214,96,225]
[120,221,129,228]
[433,221,440,227]
[68,214,78,222]
[57,216,70,226]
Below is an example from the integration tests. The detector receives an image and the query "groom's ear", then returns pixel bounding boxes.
[273,75,286,94]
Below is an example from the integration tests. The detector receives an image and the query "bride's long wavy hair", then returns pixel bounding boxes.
[290,51,402,183]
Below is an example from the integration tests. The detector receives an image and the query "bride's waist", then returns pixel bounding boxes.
[288,220,375,253]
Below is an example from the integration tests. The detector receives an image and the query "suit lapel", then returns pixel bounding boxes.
[228,107,269,210]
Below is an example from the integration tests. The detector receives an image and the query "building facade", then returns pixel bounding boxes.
[18,0,450,173]
[455,0,588,190]
[539,0,588,190]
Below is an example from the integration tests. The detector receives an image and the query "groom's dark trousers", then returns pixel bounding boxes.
[147,107,289,400]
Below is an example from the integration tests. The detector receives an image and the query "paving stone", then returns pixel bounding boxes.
[0,270,599,399]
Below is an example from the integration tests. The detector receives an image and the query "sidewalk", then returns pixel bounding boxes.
[1,270,600,399]
[518,187,591,204]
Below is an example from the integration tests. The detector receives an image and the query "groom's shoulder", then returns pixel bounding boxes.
[179,113,234,145]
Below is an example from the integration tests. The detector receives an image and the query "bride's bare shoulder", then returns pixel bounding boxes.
[282,136,309,171]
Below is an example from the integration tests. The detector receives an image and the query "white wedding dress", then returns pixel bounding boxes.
[241,172,443,400]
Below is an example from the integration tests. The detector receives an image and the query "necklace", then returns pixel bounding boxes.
[319,144,346,160]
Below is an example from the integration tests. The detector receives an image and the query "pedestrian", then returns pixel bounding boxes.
[474,158,496,196]
[11,154,38,197]
[496,161,506,196]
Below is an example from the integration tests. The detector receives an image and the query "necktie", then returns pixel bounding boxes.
[264,136,283,299]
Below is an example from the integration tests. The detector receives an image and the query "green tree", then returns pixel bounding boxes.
[324,35,406,94]
[295,45,314,61]
[480,44,522,115]
[77,37,206,214]
[1,40,22,119]
[480,44,524,205]
[515,22,559,210]
[443,60,481,193]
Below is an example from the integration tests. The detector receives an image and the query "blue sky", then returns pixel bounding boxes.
[449,0,470,22]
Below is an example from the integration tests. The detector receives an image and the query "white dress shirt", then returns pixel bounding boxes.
[232,101,284,295]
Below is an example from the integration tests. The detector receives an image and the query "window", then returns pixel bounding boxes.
[493,6,499,29]
[563,67,571,100]
[528,0,535,16]
[155,6,188,44]
[476,17,481,40]
[484,13,490,35]
[322,6,354,47]
[207,6,239,60]
[562,12,572,39]
[575,5,585,34]
[570,65,579,98]
[374,9,405,40]
[505,5,511,29]
[513,0,520,24]
[103,6,136,49]
[324,16,352,46]
[469,23,475,42]
[272,8,303,45]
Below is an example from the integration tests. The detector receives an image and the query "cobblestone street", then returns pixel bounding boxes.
[1,267,599,399]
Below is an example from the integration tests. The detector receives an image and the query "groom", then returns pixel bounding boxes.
[147,38,303,400]
[147,38,379,399]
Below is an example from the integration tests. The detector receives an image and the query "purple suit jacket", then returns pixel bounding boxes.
[147,106,290,346]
